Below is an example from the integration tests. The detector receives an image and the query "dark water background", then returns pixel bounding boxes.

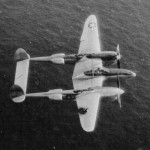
[0,0,150,149]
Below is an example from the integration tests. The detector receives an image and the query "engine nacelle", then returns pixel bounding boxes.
[48,89,63,93]
[50,53,65,59]
[48,94,62,100]
[99,87,124,97]
[50,58,65,64]
[86,52,117,61]
[64,58,76,64]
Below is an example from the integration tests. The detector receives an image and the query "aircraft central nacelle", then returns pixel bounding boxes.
[84,68,136,78]
[73,67,136,80]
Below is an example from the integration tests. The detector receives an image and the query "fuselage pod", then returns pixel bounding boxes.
[74,67,136,79]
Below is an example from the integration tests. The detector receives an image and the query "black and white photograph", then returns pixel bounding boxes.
[0,0,150,149]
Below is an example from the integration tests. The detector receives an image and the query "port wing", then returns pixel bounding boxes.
[76,93,101,132]
[72,15,104,132]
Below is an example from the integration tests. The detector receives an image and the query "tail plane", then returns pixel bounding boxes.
[10,48,30,102]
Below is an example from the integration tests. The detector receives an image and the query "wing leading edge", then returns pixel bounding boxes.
[73,15,104,132]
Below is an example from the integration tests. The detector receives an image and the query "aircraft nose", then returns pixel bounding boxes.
[118,88,124,95]
[124,70,136,78]
[131,72,136,77]
[129,71,136,78]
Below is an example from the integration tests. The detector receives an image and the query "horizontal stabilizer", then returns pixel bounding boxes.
[11,48,30,102]
[10,84,25,102]
[14,48,30,62]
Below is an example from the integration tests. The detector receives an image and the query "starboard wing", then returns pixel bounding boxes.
[79,15,101,54]
[72,15,104,132]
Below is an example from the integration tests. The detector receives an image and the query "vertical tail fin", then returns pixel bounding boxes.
[10,84,25,102]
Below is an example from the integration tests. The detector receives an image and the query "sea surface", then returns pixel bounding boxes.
[0,0,150,150]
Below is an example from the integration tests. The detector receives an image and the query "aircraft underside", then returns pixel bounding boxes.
[10,15,136,132]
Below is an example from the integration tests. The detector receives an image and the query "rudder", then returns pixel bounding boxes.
[10,84,25,102]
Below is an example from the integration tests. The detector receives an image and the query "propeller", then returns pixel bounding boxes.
[116,44,121,68]
[116,44,121,108]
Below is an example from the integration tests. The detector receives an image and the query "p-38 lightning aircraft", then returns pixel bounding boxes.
[10,15,136,132]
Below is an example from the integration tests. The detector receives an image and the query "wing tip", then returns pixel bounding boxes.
[81,124,95,132]
[79,113,97,132]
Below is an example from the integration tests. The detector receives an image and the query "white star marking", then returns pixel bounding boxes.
[88,22,96,30]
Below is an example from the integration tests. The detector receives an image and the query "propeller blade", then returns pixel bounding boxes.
[116,44,120,54]
[117,60,120,68]
[117,74,121,108]
[118,95,122,108]
[116,44,121,68]
[117,75,120,88]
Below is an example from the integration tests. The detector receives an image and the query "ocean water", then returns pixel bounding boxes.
[0,0,150,149]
